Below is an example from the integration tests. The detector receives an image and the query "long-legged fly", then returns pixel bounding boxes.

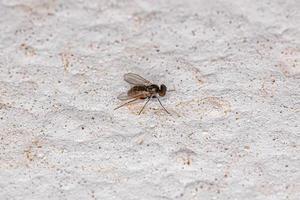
[114,73,170,115]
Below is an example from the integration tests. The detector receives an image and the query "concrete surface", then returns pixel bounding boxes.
[0,0,299,199]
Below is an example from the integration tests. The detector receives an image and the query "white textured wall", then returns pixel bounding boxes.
[0,0,299,199]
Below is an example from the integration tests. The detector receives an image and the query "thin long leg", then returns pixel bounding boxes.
[114,98,139,110]
[138,97,151,115]
[157,97,171,115]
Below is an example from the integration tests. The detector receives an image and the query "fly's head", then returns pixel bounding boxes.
[159,84,167,96]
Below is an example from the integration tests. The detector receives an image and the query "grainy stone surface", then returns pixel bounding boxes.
[0,0,299,199]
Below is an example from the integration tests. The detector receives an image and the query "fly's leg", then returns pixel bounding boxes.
[138,97,152,115]
[157,97,171,115]
[114,98,139,110]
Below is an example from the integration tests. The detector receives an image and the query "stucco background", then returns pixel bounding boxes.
[0,0,299,199]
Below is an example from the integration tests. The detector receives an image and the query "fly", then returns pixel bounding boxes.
[114,73,170,115]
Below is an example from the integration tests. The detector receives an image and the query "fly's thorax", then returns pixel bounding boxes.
[147,84,160,94]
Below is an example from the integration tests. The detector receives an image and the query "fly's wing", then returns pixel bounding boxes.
[124,73,151,85]
[117,92,133,100]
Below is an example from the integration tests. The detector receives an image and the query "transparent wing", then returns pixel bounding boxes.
[117,92,133,100]
[124,73,151,85]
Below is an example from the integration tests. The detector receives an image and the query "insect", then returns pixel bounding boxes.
[114,73,170,115]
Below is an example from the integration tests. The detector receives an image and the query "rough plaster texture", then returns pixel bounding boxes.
[0,0,299,199]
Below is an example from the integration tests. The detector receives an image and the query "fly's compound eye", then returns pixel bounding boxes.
[159,84,167,96]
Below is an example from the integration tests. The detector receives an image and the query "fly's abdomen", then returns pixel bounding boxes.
[128,86,149,99]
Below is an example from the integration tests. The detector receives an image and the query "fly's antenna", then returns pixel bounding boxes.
[167,84,176,92]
